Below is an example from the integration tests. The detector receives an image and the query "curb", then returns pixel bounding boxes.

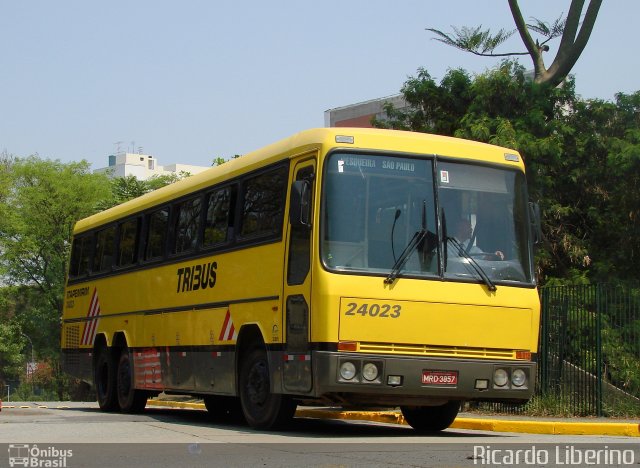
[1,405,69,410]
[146,401,640,437]
[450,418,640,437]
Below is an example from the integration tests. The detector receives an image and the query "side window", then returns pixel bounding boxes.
[93,226,116,273]
[287,165,314,285]
[69,235,92,278]
[203,187,232,248]
[118,218,139,267]
[239,166,287,240]
[145,208,169,260]
[173,197,201,254]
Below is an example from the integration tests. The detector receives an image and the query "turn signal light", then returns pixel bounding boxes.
[338,341,358,352]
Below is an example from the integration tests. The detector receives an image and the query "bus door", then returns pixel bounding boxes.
[282,157,316,393]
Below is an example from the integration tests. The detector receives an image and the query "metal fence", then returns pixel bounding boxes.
[474,284,640,416]
[538,284,640,416]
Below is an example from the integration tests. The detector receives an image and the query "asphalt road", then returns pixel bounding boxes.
[1,402,638,467]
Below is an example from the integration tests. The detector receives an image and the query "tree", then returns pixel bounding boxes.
[212,154,242,166]
[98,172,184,210]
[0,157,112,397]
[427,0,602,87]
[0,322,25,385]
[0,157,111,312]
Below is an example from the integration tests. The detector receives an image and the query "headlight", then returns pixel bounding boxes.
[494,368,508,387]
[339,362,357,380]
[362,363,379,381]
[511,369,526,387]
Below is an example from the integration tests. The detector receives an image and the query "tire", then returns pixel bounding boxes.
[401,401,461,432]
[239,348,297,430]
[203,395,243,422]
[95,347,118,411]
[116,350,148,413]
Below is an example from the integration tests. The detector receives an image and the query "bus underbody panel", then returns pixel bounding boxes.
[64,346,533,408]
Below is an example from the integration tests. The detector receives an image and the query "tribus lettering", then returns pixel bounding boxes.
[176,261,217,293]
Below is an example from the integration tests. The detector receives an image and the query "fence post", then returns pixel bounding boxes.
[558,292,569,387]
[538,288,548,394]
[595,284,603,416]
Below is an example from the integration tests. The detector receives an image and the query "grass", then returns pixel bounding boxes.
[465,393,640,419]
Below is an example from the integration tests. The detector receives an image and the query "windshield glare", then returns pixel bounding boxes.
[322,153,534,286]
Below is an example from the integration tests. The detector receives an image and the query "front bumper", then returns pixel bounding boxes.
[312,351,535,406]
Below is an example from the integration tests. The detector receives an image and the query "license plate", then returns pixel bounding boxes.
[422,370,458,386]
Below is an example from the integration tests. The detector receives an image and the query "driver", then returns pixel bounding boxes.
[450,218,504,260]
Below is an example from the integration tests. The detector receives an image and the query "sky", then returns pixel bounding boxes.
[1,1,638,170]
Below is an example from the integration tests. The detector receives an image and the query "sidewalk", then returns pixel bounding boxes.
[146,400,640,437]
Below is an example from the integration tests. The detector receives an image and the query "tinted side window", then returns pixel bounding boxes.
[287,166,314,285]
[203,187,232,247]
[93,226,116,273]
[240,166,287,240]
[69,235,92,278]
[118,218,139,267]
[173,197,201,254]
[145,208,169,260]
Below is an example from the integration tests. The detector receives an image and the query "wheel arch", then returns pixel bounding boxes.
[93,333,109,351]
[235,324,266,390]
[236,324,265,359]
[112,331,129,352]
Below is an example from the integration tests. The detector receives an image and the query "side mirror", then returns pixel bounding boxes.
[289,180,312,228]
[529,202,542,245]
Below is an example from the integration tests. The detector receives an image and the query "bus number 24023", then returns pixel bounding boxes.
[344,302,401,318]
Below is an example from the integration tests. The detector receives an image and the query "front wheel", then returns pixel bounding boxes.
[401,401,460,432]
[239,348,296,430]
[116,350,148,413]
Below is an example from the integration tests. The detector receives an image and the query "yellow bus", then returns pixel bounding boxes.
[61,128,540,431]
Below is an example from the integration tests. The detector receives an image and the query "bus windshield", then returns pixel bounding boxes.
[322,152,534,286]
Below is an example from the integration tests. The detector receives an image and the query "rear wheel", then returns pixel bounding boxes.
[239,348,296,430]
[116,350,148,413]
[401,401,460,432]
[95,347,118,411]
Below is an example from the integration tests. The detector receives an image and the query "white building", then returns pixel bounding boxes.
[94,152,210,180]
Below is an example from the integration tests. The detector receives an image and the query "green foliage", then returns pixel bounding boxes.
[146,173,184,191]
[0,322,25,383]
[539,285,639,415]
[0,156,112,397]
[526,15,565,41]
[98,172,184,210]
[109,175,147,204]
[212,154,242,166]
[0,156,112,310]
[426,25,517,55]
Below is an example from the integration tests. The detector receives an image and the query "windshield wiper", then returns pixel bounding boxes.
[385,228,427,284]
[447,237,497,292]
[385,200,428,285]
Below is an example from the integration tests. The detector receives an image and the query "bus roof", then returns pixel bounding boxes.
[74,128,523,234]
